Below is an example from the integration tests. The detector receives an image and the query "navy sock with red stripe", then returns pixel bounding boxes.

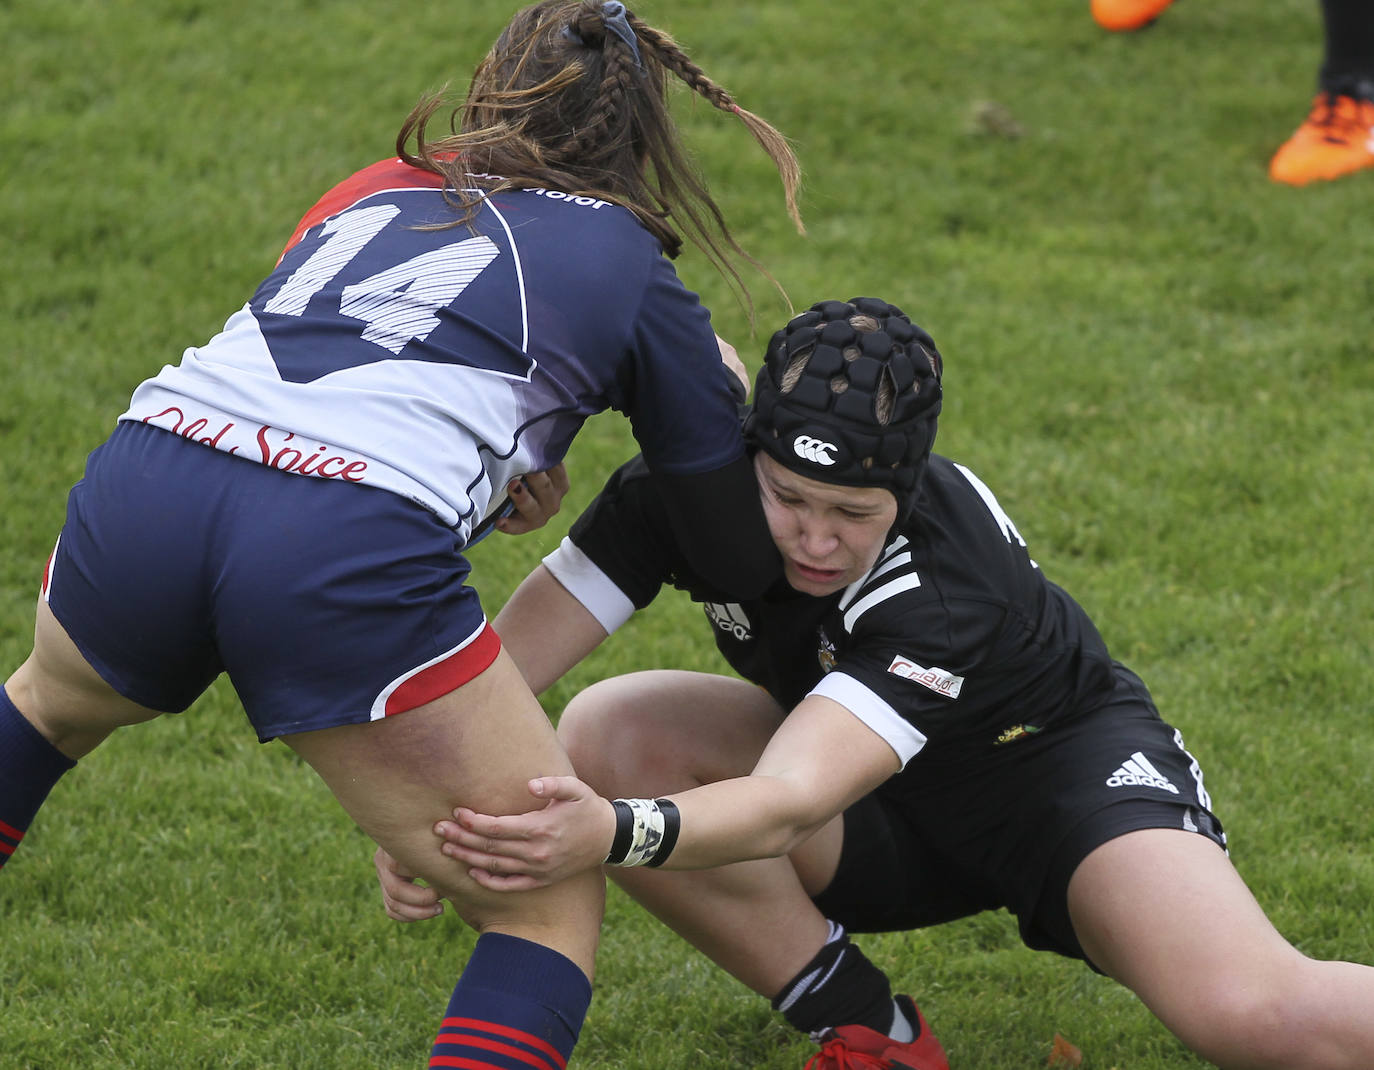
[429,932,591,1070]
[0,684,76,871]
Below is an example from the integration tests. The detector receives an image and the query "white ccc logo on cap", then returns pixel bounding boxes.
[792,435,837,466]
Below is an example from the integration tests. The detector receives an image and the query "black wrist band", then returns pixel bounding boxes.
[605,799,634,865]
[644,798,680,867]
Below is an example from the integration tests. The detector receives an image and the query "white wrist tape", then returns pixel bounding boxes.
[604,797,681,867]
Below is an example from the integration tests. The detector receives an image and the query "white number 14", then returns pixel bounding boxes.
[263,204,501,355]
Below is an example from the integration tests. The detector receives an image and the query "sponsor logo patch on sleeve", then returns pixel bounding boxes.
[886,655,964,698]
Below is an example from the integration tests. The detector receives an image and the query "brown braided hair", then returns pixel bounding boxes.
[396,1,802,315]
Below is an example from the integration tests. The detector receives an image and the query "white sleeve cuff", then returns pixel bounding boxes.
[808,672,928,769]
[542,537,637,635]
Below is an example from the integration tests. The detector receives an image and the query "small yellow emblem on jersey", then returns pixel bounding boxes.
[995,723,1043,746]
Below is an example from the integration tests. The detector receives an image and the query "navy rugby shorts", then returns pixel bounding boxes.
[811,665,1226,963]
[42,421,499,741]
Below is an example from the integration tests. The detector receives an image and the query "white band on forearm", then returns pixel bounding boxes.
[604,797,681,868]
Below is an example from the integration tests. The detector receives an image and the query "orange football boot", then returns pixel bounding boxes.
[1092,0,1176,32]
[1269,93,1374,185]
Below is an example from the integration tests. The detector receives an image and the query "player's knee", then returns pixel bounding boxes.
[559,683,695,795]
[557,689,603,773]
[558,683,650,780]
[1166,978,1313,1069]
[4,656,149,758]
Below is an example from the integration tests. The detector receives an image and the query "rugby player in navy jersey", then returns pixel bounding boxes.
[0,4,804,1067]
[381,298,1374,1069]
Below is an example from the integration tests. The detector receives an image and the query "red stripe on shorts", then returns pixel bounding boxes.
[39,542,57,601]
[383,623,502,717]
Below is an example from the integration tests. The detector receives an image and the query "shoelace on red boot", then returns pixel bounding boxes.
[803,1036,892,1070]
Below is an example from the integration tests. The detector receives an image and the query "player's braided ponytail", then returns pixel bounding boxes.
[396,1,801,317]
[629,15,802,232]
[553,4,645,173]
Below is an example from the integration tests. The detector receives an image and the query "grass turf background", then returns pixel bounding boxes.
[2,0,1371,1066]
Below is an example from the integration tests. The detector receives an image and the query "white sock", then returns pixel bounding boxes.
[888,998,915,1043]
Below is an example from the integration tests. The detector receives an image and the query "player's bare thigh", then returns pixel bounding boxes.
[1067,827,1311,1062]
[283,645,604,969]
[5,599,164,758]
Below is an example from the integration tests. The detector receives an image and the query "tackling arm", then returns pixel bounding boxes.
[493,564,609,696]
[437,694,902,889]
[657,694,901,867]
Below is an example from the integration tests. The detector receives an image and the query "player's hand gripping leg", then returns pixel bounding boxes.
[283,646,604,972]
[285,647,603,1067]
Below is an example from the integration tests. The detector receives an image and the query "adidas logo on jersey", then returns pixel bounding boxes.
[1106,752,1179,794]
[704,602,752,641]
[792,435,837,466]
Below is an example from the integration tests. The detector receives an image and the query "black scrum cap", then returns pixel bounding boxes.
[743,297,943,519]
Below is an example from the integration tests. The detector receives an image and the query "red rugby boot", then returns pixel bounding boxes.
[803,996,950,1070]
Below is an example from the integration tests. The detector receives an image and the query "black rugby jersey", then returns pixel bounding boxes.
[548,452,1118,767]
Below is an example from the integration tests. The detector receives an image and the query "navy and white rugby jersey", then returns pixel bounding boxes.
[119,158,749,543]
[545,453,1118,768]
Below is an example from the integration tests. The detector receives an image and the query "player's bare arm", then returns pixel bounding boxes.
[434,694,900,891]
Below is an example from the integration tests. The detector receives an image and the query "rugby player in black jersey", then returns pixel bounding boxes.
[379,299,1374,1070]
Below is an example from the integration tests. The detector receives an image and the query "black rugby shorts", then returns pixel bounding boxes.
[811,665,1227,962]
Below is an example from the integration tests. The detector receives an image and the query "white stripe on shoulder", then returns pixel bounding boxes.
[868,551,912,582]
[541,537,636,634]
[842,573,922,635]
[838,535,910,613]
[809,672,928,769]
[952,462,1026,547]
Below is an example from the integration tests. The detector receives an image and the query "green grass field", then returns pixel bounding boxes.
[3,0,1372,1066]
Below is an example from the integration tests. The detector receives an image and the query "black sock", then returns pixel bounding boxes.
[1319,0,1374,100]
[770,921,897,1037]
